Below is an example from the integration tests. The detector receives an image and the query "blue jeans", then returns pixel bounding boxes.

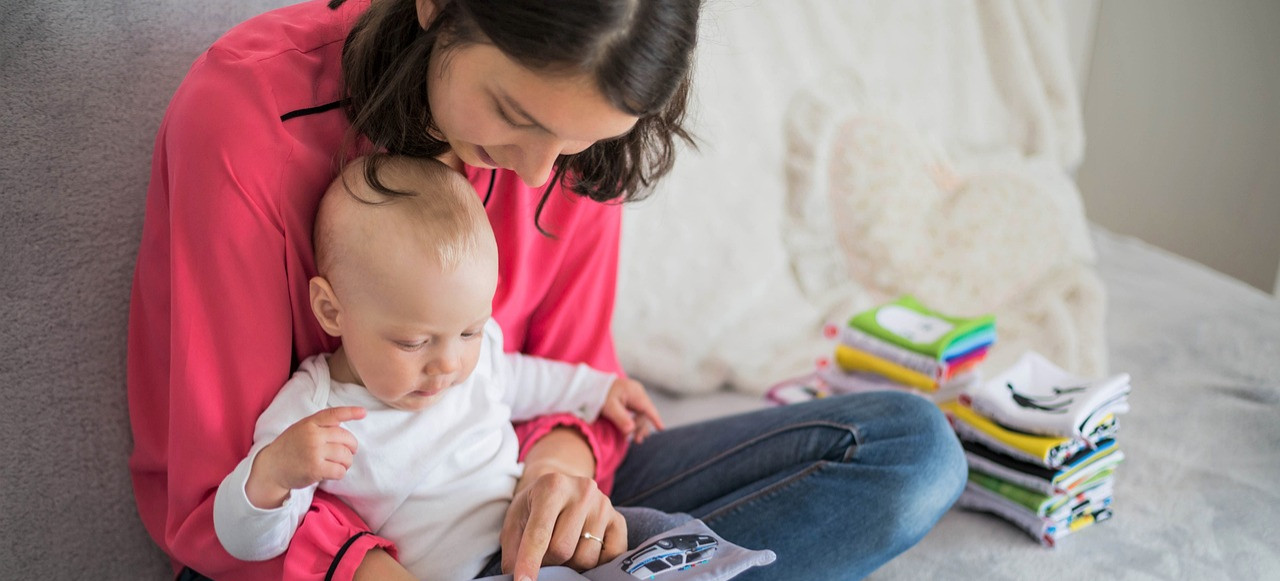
[610,391,967,581]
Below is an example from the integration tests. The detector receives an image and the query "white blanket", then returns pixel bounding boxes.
[650,228,1280,579]
[615,0,1102,394]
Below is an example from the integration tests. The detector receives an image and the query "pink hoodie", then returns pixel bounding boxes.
[128,1,628,579]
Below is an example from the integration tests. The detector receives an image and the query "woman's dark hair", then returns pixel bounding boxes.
[330,0,700,234]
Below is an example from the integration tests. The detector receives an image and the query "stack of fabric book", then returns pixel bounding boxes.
[942,350,1131,547]
[827,295,995,394]
[766,296,995,404]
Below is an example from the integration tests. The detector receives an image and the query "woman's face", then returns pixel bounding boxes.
[426,42,639,187]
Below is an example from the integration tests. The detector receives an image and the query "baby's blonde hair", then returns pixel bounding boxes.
[314,155,494,288]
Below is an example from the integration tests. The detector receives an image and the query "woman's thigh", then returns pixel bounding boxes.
[611,391,966,580]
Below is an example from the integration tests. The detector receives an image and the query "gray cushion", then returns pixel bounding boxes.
[1,1,290,577]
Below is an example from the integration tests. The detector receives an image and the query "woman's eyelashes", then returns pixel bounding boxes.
[495,103,534,129]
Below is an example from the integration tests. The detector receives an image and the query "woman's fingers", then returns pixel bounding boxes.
[600,509,628,566]
[543,489,592,566]
[510,475,569,580]
[564,497,611,570]
[571,495,628,569]
[566,529,603,571]
[505,473,624,579]
[498,492,529,575]
[512,507,554,580]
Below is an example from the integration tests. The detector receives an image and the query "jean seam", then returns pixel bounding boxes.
[615,420,860,506]
[702,460,828,524]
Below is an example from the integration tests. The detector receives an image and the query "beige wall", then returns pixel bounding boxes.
[1275,259,1280,294]
[1061,0,1100,96]
[1076,0,1280,295]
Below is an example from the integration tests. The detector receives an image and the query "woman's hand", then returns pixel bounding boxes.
[501,473,627,580]
[500,428,627,581]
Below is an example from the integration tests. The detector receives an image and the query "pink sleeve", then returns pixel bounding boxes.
[127,49,392,581]
[283,492,399,580]
[511,197,629,494]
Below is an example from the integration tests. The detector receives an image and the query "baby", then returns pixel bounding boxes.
[213,155,664,580]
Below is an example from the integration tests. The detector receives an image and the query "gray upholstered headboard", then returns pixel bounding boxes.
[0,1,289,577]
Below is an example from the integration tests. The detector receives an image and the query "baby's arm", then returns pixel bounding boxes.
[501,352,664,443]
[501,351,613,420]
[214,389,364,561]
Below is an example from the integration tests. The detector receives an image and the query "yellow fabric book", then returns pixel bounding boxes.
[834,344,936,391]
[941,401,1077,465]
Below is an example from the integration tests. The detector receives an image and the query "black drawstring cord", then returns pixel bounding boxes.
[280,99,345,122]
[483,168,496,206]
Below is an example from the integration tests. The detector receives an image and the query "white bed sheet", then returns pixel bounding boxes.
[650,227,1280,580]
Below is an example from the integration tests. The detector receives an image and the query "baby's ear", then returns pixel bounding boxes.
[309,276,343,337]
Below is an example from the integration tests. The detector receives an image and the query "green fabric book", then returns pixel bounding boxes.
[970,469,1116,517]
[849,296,995,359]
[969,471,1051,514]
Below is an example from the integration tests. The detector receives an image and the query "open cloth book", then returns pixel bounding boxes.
[476,519,775,581]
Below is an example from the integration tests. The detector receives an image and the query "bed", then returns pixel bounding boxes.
[1,0,1276,579]
[647,228,1280,580]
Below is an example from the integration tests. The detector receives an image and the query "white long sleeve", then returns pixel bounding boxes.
[213,357,332,561]
[497,347,615,423]
[213,445,317,561]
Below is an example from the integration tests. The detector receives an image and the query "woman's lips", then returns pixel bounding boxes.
[476,146,498,167]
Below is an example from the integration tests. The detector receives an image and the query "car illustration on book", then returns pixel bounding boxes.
[620,534,718,579]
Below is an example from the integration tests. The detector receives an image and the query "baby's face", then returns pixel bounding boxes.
[335,254,498,411]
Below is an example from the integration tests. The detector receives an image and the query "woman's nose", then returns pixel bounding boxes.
[513,136,564,188]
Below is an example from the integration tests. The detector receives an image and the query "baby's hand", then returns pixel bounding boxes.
[599,378,666,444]
[246,406,365,509]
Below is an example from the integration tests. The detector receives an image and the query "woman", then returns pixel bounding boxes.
[127,0,967,580]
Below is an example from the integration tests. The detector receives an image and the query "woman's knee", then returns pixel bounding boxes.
[835,392,967,544]
[904,397,967,510]
[860,391,962,540]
